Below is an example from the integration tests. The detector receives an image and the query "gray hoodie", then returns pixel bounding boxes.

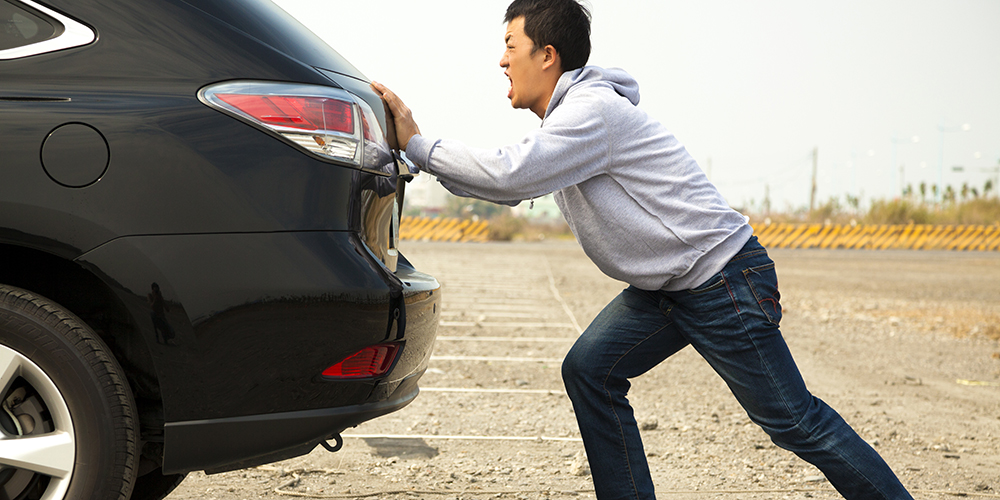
[406,66,752,291]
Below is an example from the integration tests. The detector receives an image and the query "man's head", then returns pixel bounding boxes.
[504,0,591,72]
[500,0,591,118]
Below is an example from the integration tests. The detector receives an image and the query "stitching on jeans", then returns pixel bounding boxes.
[686,275,726,295]
[719,261,799,444]
[723,272,739,314]
[723,260,897,498]
[601,316,672,500]
[730,248,766,262]
[732,296,799,445]
[743,264,780,325]
[773,401,894,499]
[793,411,894,499]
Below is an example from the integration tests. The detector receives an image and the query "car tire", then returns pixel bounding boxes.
[0,285,138,500]
[130,468,187,500]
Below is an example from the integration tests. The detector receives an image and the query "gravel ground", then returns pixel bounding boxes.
[167,241,1000,500]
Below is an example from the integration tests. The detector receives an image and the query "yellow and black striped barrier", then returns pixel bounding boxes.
[753,223,1000,251]
[400,217,1000,249]
[400,216,490,242]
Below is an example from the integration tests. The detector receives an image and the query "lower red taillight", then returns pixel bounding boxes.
[322,343,401,379]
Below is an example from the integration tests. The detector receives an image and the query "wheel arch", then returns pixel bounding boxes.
[0,243,166,443]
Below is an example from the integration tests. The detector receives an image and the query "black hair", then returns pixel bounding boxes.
[504,0,591,72]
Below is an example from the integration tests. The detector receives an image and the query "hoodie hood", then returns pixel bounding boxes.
[544,66,641,119]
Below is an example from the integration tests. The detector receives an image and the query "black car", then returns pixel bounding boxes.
[0,0,440,499]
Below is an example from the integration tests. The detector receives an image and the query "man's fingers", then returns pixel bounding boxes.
[368,81,419,150]
[370,82,407,115]
[370,82,394,108]
[371,82,399,105]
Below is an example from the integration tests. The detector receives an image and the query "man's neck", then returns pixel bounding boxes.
[530,72,563,119]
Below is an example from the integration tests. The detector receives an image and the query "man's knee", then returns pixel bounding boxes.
[757,397,846,450]
[561,339,602,393]
[561,344,585,385]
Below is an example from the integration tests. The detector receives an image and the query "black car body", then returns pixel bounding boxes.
[0,0,439,498]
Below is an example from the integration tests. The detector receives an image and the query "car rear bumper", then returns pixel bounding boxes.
[76,230,440,472]
[162,371,423,474]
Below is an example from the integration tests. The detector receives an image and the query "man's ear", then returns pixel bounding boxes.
[541,44,561,72]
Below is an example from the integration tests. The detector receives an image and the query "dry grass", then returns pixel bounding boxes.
[744,197,1000,225]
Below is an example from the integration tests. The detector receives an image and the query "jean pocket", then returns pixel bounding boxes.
[687,273,726,295]
[742,263,782,325]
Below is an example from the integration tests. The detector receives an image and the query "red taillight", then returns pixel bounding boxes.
[199,81,393,171]
[214,94,354,134]
[322,343,401,379]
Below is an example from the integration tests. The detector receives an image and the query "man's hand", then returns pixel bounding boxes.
[370,82,421,151]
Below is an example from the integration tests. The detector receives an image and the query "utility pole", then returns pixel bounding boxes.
[809,147,818,214]
[899,163,906,197]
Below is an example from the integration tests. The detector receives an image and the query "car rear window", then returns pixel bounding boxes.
[0,1,56,51]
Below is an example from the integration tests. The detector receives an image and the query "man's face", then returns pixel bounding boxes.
[500,17,550,113]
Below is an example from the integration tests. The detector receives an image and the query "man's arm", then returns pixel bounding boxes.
[372,82,610,202]
[404,116,606,202]
[437,178,521,207]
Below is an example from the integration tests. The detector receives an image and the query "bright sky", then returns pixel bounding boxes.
[275,0,1000,211]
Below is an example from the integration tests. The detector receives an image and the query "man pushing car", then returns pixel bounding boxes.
[372,0,912,498]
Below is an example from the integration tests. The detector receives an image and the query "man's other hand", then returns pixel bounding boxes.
[371,82,421,151]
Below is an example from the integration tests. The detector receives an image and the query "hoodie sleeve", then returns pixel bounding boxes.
[436,179,521,206]
[404,94,611,203]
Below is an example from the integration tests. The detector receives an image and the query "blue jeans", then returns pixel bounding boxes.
[562,237,911,500]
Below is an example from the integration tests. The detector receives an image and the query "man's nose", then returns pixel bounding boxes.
[499,53,508,68]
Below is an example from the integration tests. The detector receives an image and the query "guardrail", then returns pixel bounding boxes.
[752,223,1000,251]
[400,216,490,242]
[400,217,1000,250]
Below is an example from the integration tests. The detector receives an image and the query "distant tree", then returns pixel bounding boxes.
[846,194,860,213]
[961,183,970,201]
[971,187,980,198]
[944,185,956,204]
[903,184,913,198]
[986,179,995,198]
[919,182,927,203]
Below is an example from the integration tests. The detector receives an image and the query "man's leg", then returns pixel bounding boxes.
[666,239,912,499]
[562,287,686,500]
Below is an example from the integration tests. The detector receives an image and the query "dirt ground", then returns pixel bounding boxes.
[167,241,1000,500]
